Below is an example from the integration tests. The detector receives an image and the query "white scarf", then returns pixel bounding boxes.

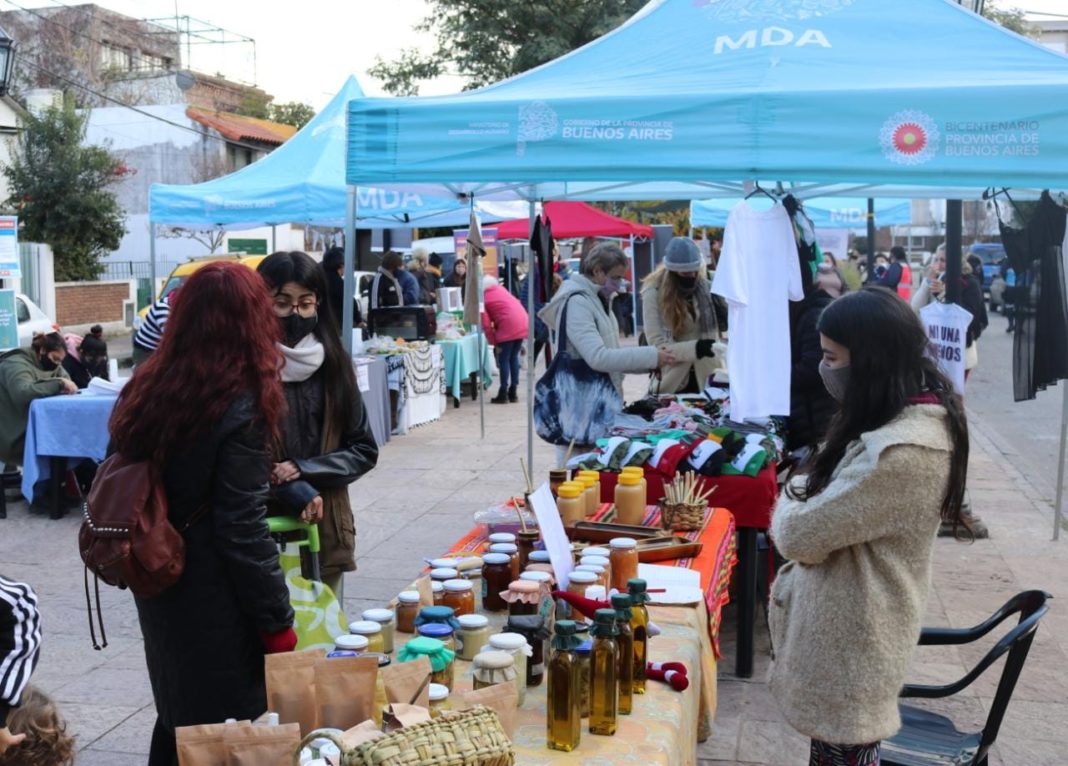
[278,334,326,383]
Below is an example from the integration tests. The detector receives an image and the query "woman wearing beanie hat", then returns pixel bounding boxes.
[640,237,721,394]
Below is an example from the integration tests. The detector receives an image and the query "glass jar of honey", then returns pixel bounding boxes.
[481,553,512,612]
[555,482,585,527]
[428,683,450,718]
[361,608,396,653]
[395,590,421,634]
[614,471,646,526]
[608,538,639,594]
[442,578,475,617]
[576,470,602,516]
[431,581,445,605]
[487,543,520,579]
[348,620,385,654]
[565,570,599,623]
[579,555,612,591]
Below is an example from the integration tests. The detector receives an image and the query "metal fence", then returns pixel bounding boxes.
[98,261,179,310]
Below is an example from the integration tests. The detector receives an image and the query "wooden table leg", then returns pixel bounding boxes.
[50,457,66,520]
[735,527,758,678]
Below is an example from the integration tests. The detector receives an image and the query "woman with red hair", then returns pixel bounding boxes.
[109,262,295,766]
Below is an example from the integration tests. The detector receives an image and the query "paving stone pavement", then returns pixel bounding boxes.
[1,353,1064,765]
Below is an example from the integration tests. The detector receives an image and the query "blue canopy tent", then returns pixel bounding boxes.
[690,197,912,229]
[343,0,1068,536]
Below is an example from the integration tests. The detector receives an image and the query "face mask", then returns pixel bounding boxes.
[676,275,698,293]
[39,355,58,371]
[599,276,622,297]
[280,313,318,346]
[819,360,850,402]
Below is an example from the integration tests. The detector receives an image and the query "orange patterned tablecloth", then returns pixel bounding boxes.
[445,504,737,657]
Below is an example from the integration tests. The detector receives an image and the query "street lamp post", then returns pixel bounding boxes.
[0,26,16,97]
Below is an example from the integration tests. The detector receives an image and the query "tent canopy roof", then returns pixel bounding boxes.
[346,0,1068,201]
[495,201,653,239]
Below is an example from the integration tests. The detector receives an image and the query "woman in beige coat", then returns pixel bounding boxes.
[770,287,970,766]
[640,237,720,394]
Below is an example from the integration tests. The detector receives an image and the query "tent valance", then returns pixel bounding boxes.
[495,201,653,239]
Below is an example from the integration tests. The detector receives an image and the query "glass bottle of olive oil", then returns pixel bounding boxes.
[627,578,650,694]
[611,593,635,715]
[589,608,619,736]
[546,620,582,752]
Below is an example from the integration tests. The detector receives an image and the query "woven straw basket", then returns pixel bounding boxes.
[293,706,515,766]
[658,501,705,532]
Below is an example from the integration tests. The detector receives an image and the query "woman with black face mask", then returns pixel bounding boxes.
[640,237,720,394]
[258,252,379,601]
[0,332,77,469]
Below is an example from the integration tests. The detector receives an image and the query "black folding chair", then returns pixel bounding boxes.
[881,590,1051,766]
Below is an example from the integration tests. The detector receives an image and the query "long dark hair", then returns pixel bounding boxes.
[110,263,285,463]
[257,251,358,430]
[787,287,968,531]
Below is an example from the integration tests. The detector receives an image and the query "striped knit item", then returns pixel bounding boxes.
[809,740,881,766]
[133,297,170,352]
[0,575,42,727]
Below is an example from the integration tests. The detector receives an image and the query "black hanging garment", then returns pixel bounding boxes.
[999,191,1068,402]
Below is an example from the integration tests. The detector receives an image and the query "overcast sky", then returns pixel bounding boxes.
[7,0,1067,108]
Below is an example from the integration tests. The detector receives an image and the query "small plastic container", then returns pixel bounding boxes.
[442,578,475,617]
[456,614,490,661]
[334,634,369,654]
[487,543,520,579]
[615,471,646,525]
[361,608,396,653]
[609,537,639,594]
[428,683,450,718]
[396,591,421,634]
[349,620,385,654]
[555,482,586,527]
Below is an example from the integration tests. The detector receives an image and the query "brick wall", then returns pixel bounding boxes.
[55,281,132,327]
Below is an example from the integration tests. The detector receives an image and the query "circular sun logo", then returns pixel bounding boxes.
[880,110,940,166]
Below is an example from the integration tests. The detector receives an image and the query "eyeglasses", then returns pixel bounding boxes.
[272,298,318,318]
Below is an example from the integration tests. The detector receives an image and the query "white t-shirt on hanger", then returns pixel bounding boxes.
[920,301,974,395]
[712,201,804,422]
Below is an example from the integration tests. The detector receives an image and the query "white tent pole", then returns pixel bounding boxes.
[149,221,157,298]
[1054,385,1068,541]
[475,203,485,440]
[629,234,638,338]
[271,224,277,252]
[526,199,537,479]
[342,187,357,354]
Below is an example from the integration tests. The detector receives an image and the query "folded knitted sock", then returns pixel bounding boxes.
[648,661,688,676]
[647,663,689,691]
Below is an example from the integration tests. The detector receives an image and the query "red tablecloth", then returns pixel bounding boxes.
[446,505,737,656]
[598,463,779,529]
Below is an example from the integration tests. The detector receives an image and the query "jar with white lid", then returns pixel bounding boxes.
[528,550,552,564]
[580,554,612,592]
[488,532,516,545]
[585,585,607,602]
[428,683,450,717]
[361,608,396,653]
[582,546,611,559]
[565,570,599,623]
[430,567,460,583]
[349,620,385,654]
[396,590,421,633]
[487,543,520,579]
[456,613,490,660]
[442,578,475,617]
[483,632,531,705]
[575,563,607,591]
[334,634,369,653]
[429,557,460,570]
[432,581,445,605]
[609,537,639,593]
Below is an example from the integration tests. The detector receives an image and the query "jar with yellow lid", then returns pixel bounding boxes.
[575,472,600,517]
[620,466,647,500]
[396,590,421,634]
[349,620,385,654]
[555,482,585,527]
[615,470,646,525]
[608,538,639,594]
[361,608,396,653]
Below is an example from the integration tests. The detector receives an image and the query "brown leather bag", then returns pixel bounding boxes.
[78,454,205,648]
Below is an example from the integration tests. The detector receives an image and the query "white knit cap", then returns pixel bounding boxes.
[663,237,703,272]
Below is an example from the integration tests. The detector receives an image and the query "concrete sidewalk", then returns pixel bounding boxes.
[0,364,1064,764]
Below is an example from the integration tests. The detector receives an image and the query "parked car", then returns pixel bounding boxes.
[968,243,1006,295]
[13,293,57,349]
[134,254,267,328]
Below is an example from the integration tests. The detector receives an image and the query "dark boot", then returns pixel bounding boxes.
[491,389,509,404]
[508,386,518,403]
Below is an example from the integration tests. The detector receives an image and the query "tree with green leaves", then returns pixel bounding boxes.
[3,98,126,281]
[269,102,317,129]
[370,0,647,95]
[983,2,1036,38]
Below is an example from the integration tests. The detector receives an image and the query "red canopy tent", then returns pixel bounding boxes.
[494,201,653,240]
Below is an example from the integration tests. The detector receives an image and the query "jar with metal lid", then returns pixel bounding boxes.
[428,683,450,718]
[472,651,517,692]
[487,543,520,579]
[576,470,602,516]
[481,553,512,612]
[555,482,585,527]
[348,620,385,654]
[432,581,445,605]
[507,614,549,688]
[608,538,639,594]
[575,640,592,717]
[456,614,490,660]
[361,608,396,653]
[501,579,540,617]
[614,471,646,526]
[398,636,455,690]
[335,634,369,654]
[441,578,475,617]
[417,623,456,653]
[396,591,421,634]
[519,570,555,621]
[484,632,531,704]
